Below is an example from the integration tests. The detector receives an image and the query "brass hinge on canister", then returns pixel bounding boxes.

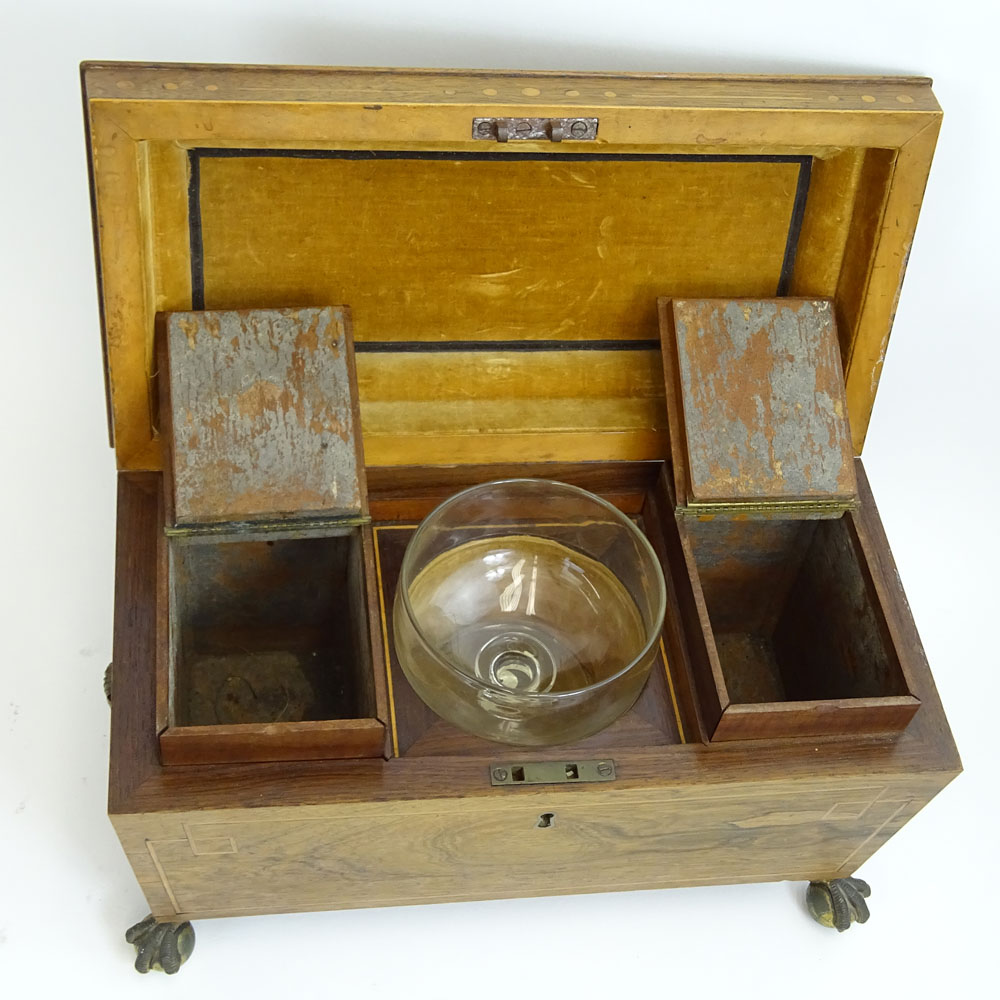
[472,117,599,142]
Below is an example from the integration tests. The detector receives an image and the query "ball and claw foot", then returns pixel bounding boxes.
[806,877,871,932]
[126,914,195,974]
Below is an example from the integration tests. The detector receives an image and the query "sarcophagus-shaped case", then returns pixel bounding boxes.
[82,63,960,954]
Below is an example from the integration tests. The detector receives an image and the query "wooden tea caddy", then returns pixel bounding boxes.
[82,63,961,973]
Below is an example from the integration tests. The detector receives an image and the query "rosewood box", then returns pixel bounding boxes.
[81,62,961,972]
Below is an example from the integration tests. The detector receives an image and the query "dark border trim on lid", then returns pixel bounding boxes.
[777,156,812,296]
[354,338,661,353]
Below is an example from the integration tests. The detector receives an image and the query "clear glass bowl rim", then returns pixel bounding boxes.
[397,478,668,701]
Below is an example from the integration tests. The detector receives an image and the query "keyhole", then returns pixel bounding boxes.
[536,812,555,828]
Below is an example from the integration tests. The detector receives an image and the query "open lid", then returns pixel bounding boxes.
[160,306,366,530]
[660,297,857,517]
[82,65,940,472]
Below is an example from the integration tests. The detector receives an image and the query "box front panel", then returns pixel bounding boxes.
[115,777,937,921]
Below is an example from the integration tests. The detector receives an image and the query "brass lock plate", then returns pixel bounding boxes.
[489,759,616,786]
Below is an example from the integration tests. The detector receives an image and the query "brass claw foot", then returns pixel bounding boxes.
[806,876,871,932]
[125,914,195,974]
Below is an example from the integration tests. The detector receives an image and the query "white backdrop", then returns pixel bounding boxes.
[1,2,996,996]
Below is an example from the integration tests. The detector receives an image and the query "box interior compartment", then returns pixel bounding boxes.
[168,530,377,730]
[365,461,690,756]
[683,513,916,734]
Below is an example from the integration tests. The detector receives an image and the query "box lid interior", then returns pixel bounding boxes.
[82,64,941,472]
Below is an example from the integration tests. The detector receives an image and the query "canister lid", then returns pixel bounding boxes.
[160,306,366,529]
[660,297,857,518]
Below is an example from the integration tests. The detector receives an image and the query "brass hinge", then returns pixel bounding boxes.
[677,498,858,518]
[472,117,599,143]
[165,513,370,539]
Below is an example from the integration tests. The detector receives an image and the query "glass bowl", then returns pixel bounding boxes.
[392,479,667,746]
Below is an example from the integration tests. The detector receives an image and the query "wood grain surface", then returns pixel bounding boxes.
[81,64,941,110]
[196,156,797,336]
[109,471,959,920]
[159,719,386,766]
[117,775,943,921]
